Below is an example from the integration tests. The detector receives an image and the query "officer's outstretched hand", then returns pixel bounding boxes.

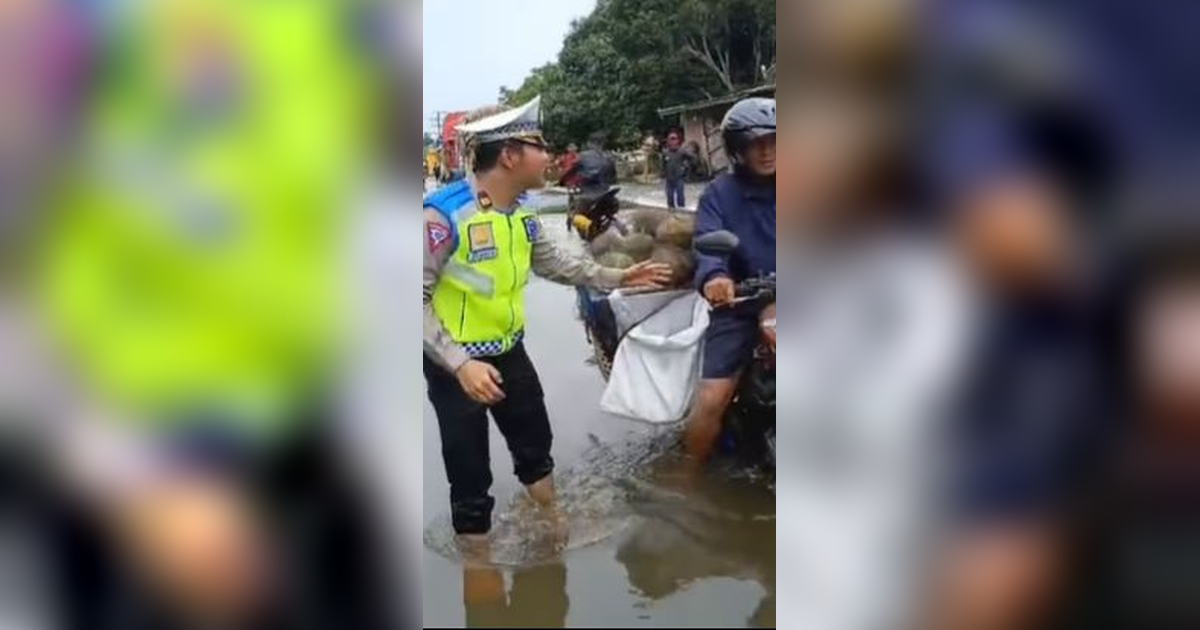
[620,260,673,289]
[457,360,505,405]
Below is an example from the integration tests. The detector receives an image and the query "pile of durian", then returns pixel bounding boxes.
[590,209,697,288]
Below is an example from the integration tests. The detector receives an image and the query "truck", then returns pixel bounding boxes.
[438,111,467,181]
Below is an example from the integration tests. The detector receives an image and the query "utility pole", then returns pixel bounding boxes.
[429,111,447,144]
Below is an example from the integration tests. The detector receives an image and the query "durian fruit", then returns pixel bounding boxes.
[655,214,695,249]
[588,226,625,257]
[650,244,696,288]
[628,208,670,235]
[620,232,657,262]
[597,251,636,270]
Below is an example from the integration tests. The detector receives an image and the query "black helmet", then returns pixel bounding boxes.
[721,97,776,166]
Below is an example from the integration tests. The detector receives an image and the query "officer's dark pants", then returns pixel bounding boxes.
[3,422,404,630]
[424,342,555,535]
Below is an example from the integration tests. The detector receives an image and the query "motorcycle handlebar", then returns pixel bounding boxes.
[733,275,776,302]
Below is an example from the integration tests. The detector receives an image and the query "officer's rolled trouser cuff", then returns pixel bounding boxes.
[451,495,496,535]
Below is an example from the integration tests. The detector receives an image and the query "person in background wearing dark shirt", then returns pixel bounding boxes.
[662,131,692,208]
[682,98,776,468]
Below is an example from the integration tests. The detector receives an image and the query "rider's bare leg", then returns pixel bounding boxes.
[683,377,740,468]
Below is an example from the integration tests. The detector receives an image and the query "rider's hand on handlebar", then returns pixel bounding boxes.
[456,360,505,405]
[703,276,736,307]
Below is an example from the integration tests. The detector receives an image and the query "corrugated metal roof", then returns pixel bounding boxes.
[657,83,776,118]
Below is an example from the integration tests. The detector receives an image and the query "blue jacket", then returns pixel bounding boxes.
[692,173,776,290]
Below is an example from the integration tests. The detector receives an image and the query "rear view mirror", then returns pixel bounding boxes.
[694,230,740,257]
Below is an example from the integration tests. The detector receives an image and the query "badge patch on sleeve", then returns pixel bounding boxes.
[426,222,451,252]
[522,216,541,242]
[467,223,497,262]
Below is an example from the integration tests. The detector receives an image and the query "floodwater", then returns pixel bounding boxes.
[420,192,776,628]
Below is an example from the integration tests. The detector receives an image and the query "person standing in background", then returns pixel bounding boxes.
[662,131,692,209]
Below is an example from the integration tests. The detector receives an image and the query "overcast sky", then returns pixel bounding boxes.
[422,0,596,134]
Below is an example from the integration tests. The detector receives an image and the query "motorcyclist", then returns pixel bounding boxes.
[682,97,777,468]
[562,132,622,239]
[562,131,617,196]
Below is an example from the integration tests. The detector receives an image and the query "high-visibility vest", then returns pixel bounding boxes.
[425,180,537,357]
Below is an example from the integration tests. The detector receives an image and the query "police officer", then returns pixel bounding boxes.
[422,96,671,550]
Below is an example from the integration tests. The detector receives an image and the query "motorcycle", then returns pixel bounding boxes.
[572,224,776,471]
[564,185,623,241]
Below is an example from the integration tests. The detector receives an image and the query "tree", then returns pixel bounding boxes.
[500,63,562,108]
[502,0,774,149]
[677,0,737,91]
[749,0,777,84]
[676,0,776,90]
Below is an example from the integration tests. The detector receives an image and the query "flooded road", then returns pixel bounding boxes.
[418,197,775,628]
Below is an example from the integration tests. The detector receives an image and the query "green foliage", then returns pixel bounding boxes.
[502,0,774,150]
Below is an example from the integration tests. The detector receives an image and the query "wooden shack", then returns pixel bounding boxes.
[657,83,776,174]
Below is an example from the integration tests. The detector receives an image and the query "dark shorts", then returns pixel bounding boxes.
[701,308,760,380]
[424,343,555,535]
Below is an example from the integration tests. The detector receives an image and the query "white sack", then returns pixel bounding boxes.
[600,291,709,423]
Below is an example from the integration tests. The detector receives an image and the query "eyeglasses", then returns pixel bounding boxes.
[512,138,548,151]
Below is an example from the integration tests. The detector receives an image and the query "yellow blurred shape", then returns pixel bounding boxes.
[36,0,378,434]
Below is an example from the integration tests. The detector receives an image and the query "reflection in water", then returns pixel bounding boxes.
[616,461,776,627]
[464,562,569,629]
